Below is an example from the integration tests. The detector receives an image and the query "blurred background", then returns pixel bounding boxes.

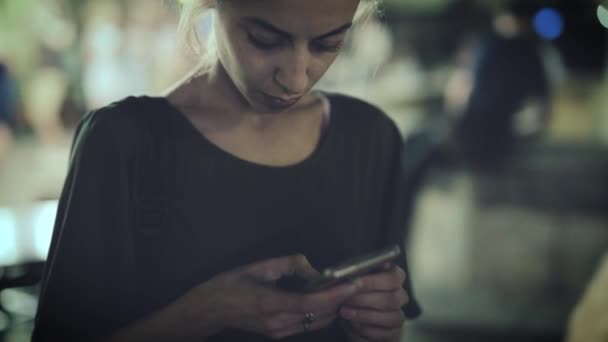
[1,0,607,341]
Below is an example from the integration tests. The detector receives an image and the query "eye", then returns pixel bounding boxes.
[247,32,284,50]
[311,40,344,54]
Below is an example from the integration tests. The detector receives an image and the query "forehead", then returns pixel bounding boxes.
[221,0,360,36]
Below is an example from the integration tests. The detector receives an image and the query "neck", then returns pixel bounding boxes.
[203,61,314,122]
[166,61,317,130]
[205,61,253,115]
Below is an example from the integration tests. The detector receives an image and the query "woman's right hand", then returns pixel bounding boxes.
[175,254,362,340]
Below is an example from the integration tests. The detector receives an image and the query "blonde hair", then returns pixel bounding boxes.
[354,0,382,25]
[176,0,382,70]
[176,0,218,70]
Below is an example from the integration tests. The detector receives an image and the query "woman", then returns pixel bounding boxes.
[33,0,421,341]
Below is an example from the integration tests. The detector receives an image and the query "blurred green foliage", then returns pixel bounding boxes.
[1,0,40,75]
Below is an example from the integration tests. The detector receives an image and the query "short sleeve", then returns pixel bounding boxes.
[32,110,137,341]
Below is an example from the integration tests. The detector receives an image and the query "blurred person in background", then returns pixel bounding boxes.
[20,0,78,146]
[22,65,69,145]
[123,0,169,96]
[33,1,421,341]
[0,61,18,162]
[445,0,552,170]
[566,27,608,342]
[81,0,130,109]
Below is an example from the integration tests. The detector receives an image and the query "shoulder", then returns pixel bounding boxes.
[325,92,399,132]
[71,96,169,158]
[79,96,165,132]
[324,92,401,143]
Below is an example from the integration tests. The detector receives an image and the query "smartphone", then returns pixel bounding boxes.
[278,245,402,293]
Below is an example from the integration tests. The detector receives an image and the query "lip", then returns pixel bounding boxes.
[262,93,301,108]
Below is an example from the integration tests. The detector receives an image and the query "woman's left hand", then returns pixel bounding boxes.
[339,263,409,342]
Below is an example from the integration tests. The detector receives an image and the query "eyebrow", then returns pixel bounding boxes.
[241,17,352,40]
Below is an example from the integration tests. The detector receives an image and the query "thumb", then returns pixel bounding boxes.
[244,254,319,283]
[291,254,321,278]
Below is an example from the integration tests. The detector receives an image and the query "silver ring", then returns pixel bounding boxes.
[303,312,316,330]
[304,312,316,323]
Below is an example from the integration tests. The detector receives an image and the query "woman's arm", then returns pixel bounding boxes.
[107,254,363,341]
[33,110,140,340]
[340,119,421,341]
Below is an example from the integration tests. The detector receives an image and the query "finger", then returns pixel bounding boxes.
[254,288,302,315]
[294,281,360,313]
[268,313,338,339]
[244,254,318,282]
[258,312,308,334]
[355,266,406,292]
[253,284,354,316]
[244,257,291,282]
[340,307,405,329]
[280,311,336,332]
[253,266,362,315]
[394,265,407,284]
[343,289,409,311]
[291,254,321,278]
[347,322,403,342]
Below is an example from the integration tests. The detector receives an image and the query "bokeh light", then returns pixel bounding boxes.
[0,208,19,267]
[0,310,8,332]
[598,5,608,29]
[0,288,38,317]
[534,8,564,40]
[33,200,58,260]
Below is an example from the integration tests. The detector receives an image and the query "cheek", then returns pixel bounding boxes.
[232,44,275,87]
[216,26,269,90]
[225,40,340,91]
[308,55,339,82]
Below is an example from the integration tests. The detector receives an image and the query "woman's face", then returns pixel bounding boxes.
[214,0,360,112]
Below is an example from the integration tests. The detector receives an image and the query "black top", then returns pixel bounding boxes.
[32,93,421,341]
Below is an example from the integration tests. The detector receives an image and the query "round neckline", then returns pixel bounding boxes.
[154,92,336,171]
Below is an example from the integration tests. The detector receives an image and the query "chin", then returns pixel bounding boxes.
[248,92,298,114]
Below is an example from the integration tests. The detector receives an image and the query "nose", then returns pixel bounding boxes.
[274,44,310,96]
